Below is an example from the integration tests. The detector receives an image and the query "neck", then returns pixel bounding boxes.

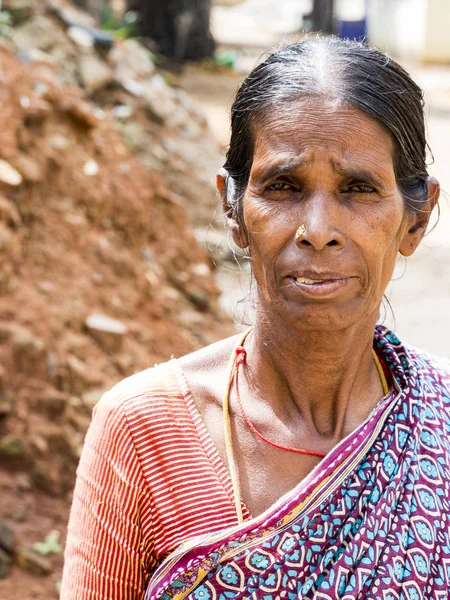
[243,308,383,440]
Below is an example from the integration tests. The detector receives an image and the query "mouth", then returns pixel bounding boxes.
[287,275,357,298]
[296,277,331,285]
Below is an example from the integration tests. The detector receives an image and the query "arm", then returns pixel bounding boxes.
[60,390,155,599]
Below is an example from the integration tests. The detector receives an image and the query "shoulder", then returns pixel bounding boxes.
[405,344,450,405]
[96,360,181,421]
[95,332,242,421]
[177,332,243,412]
[405,344,450,378]
[177,332,241,377]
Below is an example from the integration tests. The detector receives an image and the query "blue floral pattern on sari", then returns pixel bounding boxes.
[146,327,450,600]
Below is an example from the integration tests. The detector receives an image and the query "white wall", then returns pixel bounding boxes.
[367,0,427,59]
[423,0,450,62]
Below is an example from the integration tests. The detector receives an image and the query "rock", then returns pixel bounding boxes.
[48,2,97,30]
[46,426,82,460]
[47,135,70,151]
[14,473,32,492]
[191,263,211,277]
[112,104,133,120]
[0,397,12,419]
[10,326,46,376]
[120,78,146,98]
[67,25,94,49]
[0,224,17,254]
[142,75,178,123]
[11,154,43,183]
[30,435,48,455]
[78,51,113,94]
[118,121,150,153]
[49,4,114,50]
[0,196,21,227]
[0,435,28,459]
[21,97,52,123]
[15,547,53,576]
[37,393,68,419]
[60,98,100,129]
[0,160,22,186]
[82,159,99,176]
[24,48,57,65]
[13,16,79,84]
[185,290,210,311]
[2,0,34,23]
[37,280,57,294]
[109,39,155,82]
[12,15,69,54]
[113,353,135,375]
[31,465,59,494]
[65,355,94,396]
[0,326,11,344]
[82,388,105,410]
[179,309,204,328]
[0,548,12,579]
[0,520,17,553]
[85,313,127,352]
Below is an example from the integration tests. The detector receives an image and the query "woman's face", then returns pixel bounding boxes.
[224,101,436,331]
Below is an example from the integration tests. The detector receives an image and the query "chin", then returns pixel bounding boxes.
[263,297,375,333]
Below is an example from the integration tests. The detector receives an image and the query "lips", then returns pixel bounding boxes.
[286,273,358,298]
[293,271,353,283]
[296,277,328,285]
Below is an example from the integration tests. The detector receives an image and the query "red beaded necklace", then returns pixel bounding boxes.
[233,346,327,458]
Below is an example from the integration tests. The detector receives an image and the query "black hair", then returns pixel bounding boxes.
[223,37,430,224]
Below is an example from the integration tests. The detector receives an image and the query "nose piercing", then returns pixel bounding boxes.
[295,224,307,241]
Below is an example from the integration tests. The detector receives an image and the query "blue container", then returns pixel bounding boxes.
[335,0,367,41]
[336,18,367,41]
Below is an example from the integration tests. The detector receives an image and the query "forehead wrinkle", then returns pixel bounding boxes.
[253,100,394,154]
[253,121,382,164]
[250,153,314,183]
[251,113,396,186]
[330,155,394,187]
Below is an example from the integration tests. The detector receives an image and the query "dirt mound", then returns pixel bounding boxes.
[5,0,225,229]
[0,39,233,596]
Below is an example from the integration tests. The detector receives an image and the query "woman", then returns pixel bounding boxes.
[61,37,450,599]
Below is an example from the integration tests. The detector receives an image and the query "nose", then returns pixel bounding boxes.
[295,195,345,251]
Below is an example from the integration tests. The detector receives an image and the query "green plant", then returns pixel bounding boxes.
[33,531,62,556]
[101,8,140,41]
[0,11,12,38]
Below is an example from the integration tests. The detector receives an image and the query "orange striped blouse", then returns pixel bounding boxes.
[61,360,250,600]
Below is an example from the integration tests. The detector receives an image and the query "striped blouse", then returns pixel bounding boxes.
[61,360,250,599]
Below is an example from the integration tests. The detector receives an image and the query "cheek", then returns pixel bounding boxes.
[363,211,407,283]
[243,199,295,283]
[244,196,295,240]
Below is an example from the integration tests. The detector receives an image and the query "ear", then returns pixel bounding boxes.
[399,177,440,257]
[216,168,249,249]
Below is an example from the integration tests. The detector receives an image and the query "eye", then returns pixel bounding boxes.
[342,182,376,194]
[265,181,296,192]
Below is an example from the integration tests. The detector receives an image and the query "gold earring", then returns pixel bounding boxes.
[295,224,307,241]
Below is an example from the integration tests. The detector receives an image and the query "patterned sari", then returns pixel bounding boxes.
[145,328,450,600]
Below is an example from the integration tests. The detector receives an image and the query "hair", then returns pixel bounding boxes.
[223,37,430,225]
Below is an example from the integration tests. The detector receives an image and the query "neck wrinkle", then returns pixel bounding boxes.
[243,310,382,439]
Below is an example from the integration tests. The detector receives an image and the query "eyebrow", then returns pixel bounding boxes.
[251,157,311,185]
[332,164,385,190]
[252,157,386,190]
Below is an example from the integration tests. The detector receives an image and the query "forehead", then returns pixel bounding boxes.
[250,100,395,177]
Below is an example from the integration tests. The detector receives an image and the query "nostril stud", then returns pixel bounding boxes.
[295,224,307,241]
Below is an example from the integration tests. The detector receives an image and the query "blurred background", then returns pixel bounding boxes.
[0,0,448,597]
